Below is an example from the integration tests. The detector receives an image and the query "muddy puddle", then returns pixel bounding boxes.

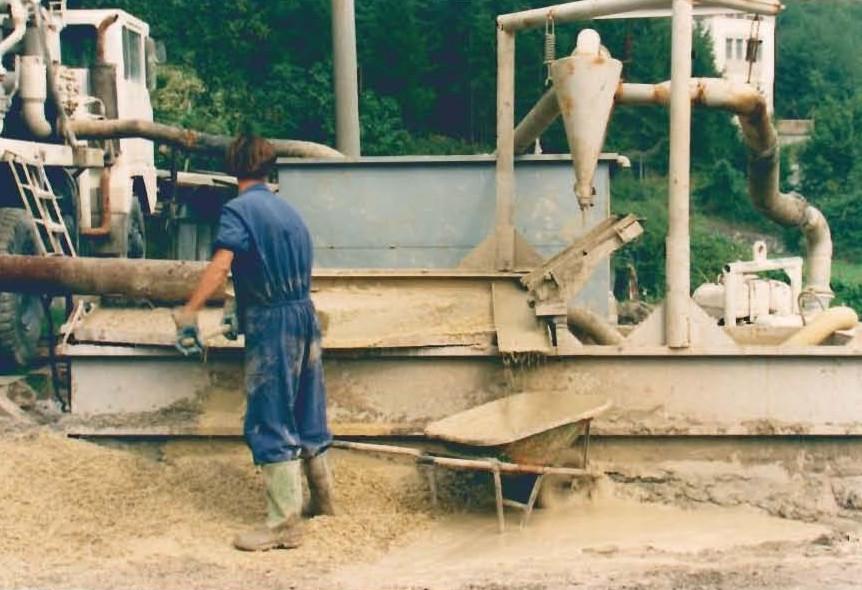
[2,421,862,589]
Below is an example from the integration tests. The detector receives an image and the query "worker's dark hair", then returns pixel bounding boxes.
[225,135,276,180]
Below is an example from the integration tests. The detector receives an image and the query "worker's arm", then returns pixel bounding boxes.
[182,248,235,314]
[173,249,234,355]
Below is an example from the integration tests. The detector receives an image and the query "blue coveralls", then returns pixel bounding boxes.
[213,183,332,465]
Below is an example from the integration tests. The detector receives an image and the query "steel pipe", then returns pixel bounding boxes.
[498,0,781,31]
[626,78,832,301]
[31,1,76,144]
[567,306,624,345]
[494,26,516,270]
[499,0,668,32]
[514,89,558,155]
[19,54,50,138]
[331,0,361,158]
[66,119,344,159]
[739,103,833,301]
[95,13,119,64]
[0,0,27,70]
[515,79,765,154]
[665,0,693,349]
[0,255,219,303]
[517,74,833,303]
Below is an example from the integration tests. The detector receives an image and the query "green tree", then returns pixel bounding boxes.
[798,94,862,259]
[775,0,862,119]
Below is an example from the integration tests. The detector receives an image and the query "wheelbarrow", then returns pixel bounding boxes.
[333,390,611,532]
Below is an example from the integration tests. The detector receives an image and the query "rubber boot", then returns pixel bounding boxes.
[303,451,337,517]
[234,460,304,551]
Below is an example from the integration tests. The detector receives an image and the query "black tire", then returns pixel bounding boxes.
[0,208,45,371]
[127,197,146,259]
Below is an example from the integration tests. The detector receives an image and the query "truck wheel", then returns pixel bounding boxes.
[127,197,146,259]
[0,208,45,371]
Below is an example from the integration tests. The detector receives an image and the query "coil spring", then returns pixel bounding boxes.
[544,16,555,85]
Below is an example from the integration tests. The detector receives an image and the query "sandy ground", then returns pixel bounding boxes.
[2,420,862,589]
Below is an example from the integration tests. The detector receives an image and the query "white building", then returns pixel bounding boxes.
[698,13,776,112]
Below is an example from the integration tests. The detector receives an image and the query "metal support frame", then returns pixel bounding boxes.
[331,0,361,157]
[495,0,783,349]
[497,0,781,31]
[665,0,693,348]
[329,439,593,533]
[494,26,516,271]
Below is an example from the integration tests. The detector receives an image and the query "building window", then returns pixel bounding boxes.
[122,26,143,83]
[735,38,743,61]
[725,38,733,60]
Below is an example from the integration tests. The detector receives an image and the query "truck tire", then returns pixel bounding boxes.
[0,208,45,371]
[127,197,145,259]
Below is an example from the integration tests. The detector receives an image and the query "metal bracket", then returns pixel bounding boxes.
[521,214,643,315]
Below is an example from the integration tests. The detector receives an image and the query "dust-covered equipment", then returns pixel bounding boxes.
[4,0,862,445]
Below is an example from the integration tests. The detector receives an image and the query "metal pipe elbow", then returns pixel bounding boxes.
[19,54,50,138]
[801,204,833,297]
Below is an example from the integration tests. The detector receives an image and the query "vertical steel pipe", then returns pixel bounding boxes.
[495,25,516,270]
[331,0,361,158]
[665,0,693,348]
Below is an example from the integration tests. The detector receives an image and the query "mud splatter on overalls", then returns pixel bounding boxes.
[214,184,331,464]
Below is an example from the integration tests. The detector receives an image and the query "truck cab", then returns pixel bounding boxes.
[0,2,161,369]
[60,8,158,255]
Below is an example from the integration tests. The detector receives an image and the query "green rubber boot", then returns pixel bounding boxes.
[234,460,303,551]
[303,451,337,517]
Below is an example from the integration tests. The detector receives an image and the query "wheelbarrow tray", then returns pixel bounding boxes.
[335,391,611,532]
[424,391,611,466]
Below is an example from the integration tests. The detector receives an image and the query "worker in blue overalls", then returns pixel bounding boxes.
[173,135,335,551]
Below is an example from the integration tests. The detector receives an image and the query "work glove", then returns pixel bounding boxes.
[221,298,239,341]
[172,308,203,357]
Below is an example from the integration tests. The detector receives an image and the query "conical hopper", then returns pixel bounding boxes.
[551,36,622,211]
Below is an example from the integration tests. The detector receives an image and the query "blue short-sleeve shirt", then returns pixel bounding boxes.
[213,184,313,309]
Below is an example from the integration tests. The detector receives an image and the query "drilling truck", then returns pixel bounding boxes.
[0,1,340,370]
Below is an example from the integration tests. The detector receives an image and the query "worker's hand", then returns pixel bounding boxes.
[221,299,239,341]
[172,308,203,357]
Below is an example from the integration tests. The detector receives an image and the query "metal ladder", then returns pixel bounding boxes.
[4,153,76,257]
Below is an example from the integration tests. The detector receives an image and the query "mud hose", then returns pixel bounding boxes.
[740,103,833,303]
[515,74,834,301]
[79,168,112,237]
[781,306,858,347]
[567,306,624,345]
[622,78,833,302]
[65,119,345,159]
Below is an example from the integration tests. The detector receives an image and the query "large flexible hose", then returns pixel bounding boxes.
[66,119,344,159]
[781,306,858,347]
